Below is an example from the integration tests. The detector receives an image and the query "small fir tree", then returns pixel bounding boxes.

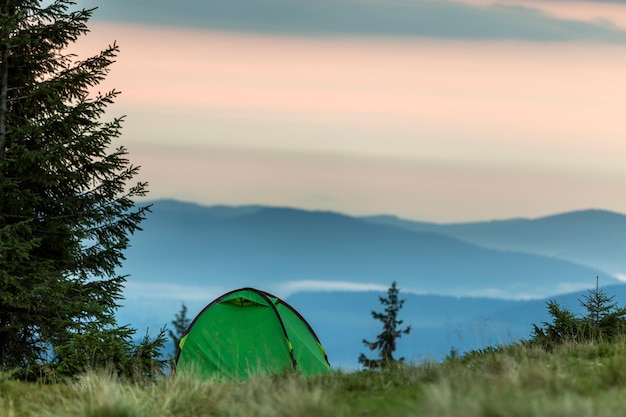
[531,277,626,349]
[168,303,191,351]
[359,281,411,368]
[530,300,581,348]
[579,276,626,339]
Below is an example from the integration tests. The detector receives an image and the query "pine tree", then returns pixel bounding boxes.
[579,276,626,340]
[168,302,191,352]
[531,277,626,349]
[359,281,411,368]
[530,299,581,349]
[0,0,163,379]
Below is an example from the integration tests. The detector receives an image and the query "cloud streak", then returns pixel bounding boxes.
[275,280,390,298]
[122,279,557,301]
[83,0,626,42]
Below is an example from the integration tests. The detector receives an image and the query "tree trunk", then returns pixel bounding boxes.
[0,1,11,160]
[0,46,8,160]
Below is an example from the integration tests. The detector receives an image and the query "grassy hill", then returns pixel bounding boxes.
[4,340,626,416]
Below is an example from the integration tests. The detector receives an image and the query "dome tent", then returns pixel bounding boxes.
[173,288,331,380]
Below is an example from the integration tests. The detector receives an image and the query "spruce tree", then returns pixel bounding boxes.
[579,276,626,340]
[531,277,626,349]
[0,0,162,379]
[168,302,191,352]
[359,281,411,368]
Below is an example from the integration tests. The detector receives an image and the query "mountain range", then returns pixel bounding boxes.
[122,199,618,299]
[363,210,626,278]
[117,200,626,368]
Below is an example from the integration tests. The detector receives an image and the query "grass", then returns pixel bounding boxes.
[3,340,626,417]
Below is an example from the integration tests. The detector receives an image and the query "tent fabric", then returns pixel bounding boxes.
[174,288,331,380]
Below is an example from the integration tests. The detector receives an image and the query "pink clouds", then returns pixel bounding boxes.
[455,0,626,29]
[74,22,626,221]
[84,26,623,102]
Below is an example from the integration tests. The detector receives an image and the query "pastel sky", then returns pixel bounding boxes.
[76,0,626,222]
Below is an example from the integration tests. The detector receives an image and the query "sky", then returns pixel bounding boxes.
[75,0,626,222]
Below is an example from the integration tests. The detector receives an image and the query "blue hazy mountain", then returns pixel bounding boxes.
[362,209,626,276]
[118,200,626,368]
[122,199,615,299]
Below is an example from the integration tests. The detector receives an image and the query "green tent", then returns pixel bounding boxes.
[173,288,331,380]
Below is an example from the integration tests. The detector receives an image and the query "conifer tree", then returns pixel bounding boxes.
[0,0,163,379]
[531,277,626,349]
[359,281,411,368]
[168,302,191,351]
[579,276,626,333]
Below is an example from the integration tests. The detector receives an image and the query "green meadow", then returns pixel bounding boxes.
[3,340,626,417]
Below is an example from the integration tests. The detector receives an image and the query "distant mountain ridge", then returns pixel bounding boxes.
[122,200,617,300]
[362,208,626,276]
[119,200,626,368]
